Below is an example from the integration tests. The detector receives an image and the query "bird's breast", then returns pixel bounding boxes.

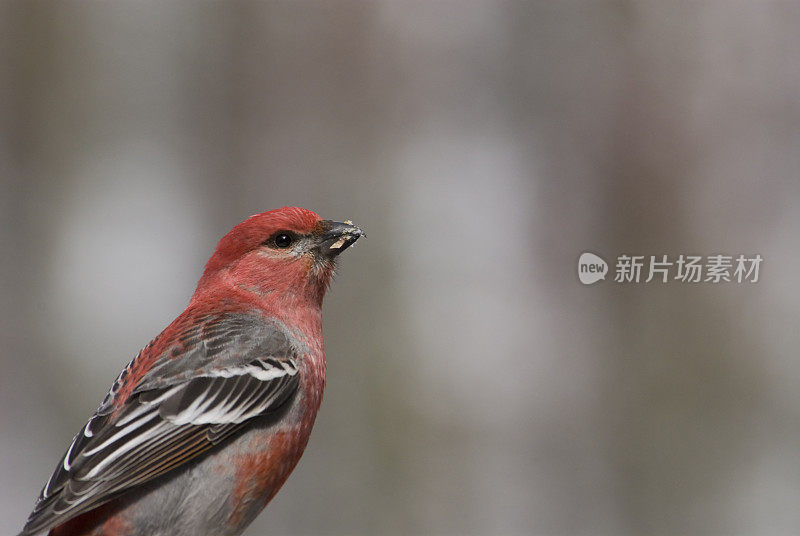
[222,350,326,530]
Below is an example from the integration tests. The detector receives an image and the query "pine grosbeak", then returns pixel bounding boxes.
[18,207,364,536]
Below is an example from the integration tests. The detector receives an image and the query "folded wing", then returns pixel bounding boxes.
[20,313,300,536]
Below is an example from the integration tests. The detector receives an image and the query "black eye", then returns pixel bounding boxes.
[273,232,294,248]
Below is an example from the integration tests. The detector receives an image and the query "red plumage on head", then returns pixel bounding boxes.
[199,207,322,283]
[243,207,322,234]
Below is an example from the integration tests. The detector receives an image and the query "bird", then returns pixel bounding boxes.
[18,207,364,536]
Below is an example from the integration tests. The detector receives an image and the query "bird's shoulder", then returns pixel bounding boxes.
[104,306,300,418]
[18,307,304,536]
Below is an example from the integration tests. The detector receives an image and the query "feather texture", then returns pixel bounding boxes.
[21,313,300,536]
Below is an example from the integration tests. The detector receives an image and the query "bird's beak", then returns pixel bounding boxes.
[314,220,365,259]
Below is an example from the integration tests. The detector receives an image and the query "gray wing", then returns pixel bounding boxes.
[20,313,300,536]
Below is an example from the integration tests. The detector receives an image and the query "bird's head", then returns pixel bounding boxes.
[195,207,363,308]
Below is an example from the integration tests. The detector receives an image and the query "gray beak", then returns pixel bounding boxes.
[315,220,365,258]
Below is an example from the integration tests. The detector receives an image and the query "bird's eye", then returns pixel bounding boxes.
[273,232,294,249]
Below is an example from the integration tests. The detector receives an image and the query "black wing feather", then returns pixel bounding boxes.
[19,313,300,536]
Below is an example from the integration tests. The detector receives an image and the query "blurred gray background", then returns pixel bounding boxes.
[2,2,800,535]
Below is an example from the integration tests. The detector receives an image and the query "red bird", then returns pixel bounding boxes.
[18,207,364,536]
